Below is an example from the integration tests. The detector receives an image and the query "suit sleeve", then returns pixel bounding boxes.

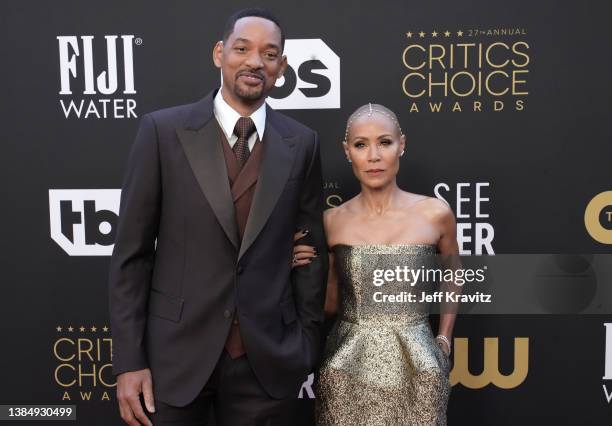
[292,130,328,367]
[108,113,161,376]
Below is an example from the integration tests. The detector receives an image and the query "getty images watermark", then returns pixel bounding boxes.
[372,263,490,304]
[360,254,612,315]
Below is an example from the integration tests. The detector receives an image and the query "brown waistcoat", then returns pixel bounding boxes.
[216,121,263,358]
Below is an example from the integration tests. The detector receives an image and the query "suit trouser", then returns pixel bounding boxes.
[146,350,298,426]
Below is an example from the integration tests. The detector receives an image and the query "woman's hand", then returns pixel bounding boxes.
[291,230,318,268]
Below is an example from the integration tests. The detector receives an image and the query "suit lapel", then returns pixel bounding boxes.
[238,112,297,260]
[176,92,240,250]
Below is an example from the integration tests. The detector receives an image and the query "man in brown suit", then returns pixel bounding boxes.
[108,8,327,426]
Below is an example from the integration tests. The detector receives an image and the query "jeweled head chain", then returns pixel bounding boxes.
[343,103,404,144]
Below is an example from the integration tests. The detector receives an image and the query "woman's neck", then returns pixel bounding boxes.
[357,183,400,216]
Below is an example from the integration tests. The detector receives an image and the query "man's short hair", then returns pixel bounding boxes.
[223,8,285,51]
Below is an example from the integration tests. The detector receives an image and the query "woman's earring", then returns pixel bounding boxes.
[346,156,352,163]
[400,150,405,157]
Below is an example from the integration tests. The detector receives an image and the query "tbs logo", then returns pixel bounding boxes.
[49,190,120,256]
[267,39,340,110]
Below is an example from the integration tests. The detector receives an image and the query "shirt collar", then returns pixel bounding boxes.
[213,89,266,140]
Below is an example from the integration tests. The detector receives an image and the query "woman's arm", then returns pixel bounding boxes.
[433,200,461,356]
[292,232,339,319]
[292,207,341,318]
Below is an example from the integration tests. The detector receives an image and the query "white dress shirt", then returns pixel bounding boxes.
[213,89,266,152]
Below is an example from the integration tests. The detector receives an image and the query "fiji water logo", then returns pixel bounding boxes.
[57,35,141,119]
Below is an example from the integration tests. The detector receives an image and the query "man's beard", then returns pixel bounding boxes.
[234,79,266,103]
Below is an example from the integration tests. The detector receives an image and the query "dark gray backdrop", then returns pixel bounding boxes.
[1,1,611,425]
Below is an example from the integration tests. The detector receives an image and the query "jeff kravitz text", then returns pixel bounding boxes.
[371,265,492,304]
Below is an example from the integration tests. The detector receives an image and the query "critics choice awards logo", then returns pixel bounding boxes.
[53,324,115,402]
[57,35,140,119]
[401,27,529,113]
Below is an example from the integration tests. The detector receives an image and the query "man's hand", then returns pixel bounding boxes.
[117,368,155,426]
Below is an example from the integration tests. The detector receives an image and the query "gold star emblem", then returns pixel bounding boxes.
[91,326,97,332]
[68,326,74,332]
[103,326,109,332]
[444,31,451,37]
[406,32,413,38]
[418,31,425,38]
[432,31,438,37]
[56,326,62,332]
[457,30,463,37]
[79,326,85,332]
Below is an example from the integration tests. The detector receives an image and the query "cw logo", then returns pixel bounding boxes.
[450,337,529,389]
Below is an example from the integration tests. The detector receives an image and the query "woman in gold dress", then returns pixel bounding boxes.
[293,104,459,425]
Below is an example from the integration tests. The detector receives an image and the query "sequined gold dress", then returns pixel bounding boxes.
[316,244,451,426]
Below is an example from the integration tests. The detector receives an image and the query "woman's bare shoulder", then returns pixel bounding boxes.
[395,191,452,223]
[324,202,348,228]
[325,195,360,220]
[412,195,455,226]
[323,196,360,243]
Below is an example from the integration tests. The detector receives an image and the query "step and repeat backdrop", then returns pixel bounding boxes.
[2,1,612,424]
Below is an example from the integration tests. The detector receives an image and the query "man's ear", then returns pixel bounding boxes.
[277,54,288,78]
[212,41,223,69]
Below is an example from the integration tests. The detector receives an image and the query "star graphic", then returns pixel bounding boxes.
[457,30,463,37]
[68,326,74,332]
[444,31,451,37]
[91,326,97,332]
[79,326,85,332]
[102,326,109,332]
[56,326,62,332]
[406,32,413,38]
[432,31,438,37]
[418,31,425,38]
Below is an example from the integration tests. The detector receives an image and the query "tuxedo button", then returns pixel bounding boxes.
[223,309,231,318]
[233,318,239,325]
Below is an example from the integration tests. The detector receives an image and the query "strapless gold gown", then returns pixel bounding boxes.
[316,244,451,426]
